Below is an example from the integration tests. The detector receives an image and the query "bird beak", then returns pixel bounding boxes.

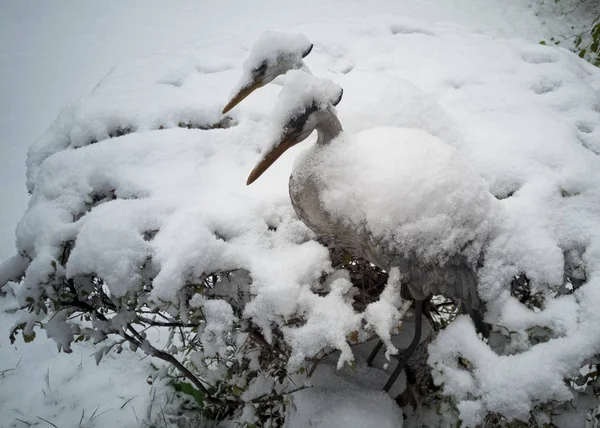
[247,136,297,185]
[222,79,264,114]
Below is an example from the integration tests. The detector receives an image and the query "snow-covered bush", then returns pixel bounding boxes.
[0,40,410,425]
[539,0,600,66]
[3,18,600,427]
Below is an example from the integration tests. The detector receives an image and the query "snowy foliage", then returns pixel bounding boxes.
[2,8,600,427]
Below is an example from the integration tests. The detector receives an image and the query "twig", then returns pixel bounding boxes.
[120,395,137,409]
[36,416,58,428]
[124,325,236,407]
[137,316,200,328]
[249,385,312,404]
[89,404,101,420]
[63,293,245,409]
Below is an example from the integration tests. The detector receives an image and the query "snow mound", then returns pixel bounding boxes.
[26,53,237,192]
[285,358,404,428]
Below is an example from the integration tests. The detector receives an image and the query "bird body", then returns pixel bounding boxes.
[223,35,494,391]
[289,124,493,315]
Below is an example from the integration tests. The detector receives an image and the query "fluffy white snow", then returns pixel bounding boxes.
[284,357,404,428]
[292,123,494,265]
[266,70,342,141]
[2,0,600,426]
[230,32,312,95]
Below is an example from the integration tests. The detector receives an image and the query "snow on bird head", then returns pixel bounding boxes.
[223,32,313,114]
[244,32,313,82]
[271,70,343,135]
[246,72,343,185]
[246,71,343,184]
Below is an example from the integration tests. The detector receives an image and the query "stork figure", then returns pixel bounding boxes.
[223,35,493,393]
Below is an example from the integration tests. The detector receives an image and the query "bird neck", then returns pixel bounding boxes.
[315,112,343,146]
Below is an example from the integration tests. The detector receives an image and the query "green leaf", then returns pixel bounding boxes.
[172,382,204,406]
[539,40,547,46]
[591,41,599,54]
[575,35,582,48]
[579,49,587,58]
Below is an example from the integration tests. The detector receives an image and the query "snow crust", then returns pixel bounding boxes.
[4,4,600,426]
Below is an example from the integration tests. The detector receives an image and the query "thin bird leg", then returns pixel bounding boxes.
[367,340,384,366]
[383,299,423,393]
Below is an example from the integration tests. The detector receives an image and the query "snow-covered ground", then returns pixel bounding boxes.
[2,1,600,427]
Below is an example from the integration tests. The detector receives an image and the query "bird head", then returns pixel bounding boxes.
[246,71,343,185]
[222,32,313,114]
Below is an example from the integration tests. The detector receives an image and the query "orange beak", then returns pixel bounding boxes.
[246,137,297,185]
[222,80,264,114]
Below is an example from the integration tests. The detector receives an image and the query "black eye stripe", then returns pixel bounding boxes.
[287,102,318,133]
[253,60,268,75]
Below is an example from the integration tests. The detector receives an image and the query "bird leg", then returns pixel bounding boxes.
[383,299,423,392]
[367,340,384,366]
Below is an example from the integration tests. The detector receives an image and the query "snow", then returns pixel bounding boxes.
[286,385,404,427]
[0,255,29,287]
[0,290,176,427]
[2,0,600,426]
[364,268,407,360]
[234,32,312,91]
[283,275,362,370]
[292,125,495,265]
[429,315,596,424]
[267,70,342,137]
[284,354,405,428]
[191,295,237,359]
